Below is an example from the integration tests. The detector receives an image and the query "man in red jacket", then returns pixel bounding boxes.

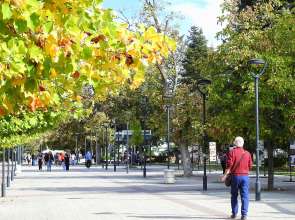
[221,136,253,220]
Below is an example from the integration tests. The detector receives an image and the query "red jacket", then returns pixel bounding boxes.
[226,147,253,176]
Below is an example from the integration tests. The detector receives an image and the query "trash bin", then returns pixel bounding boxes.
[164,169,175,184]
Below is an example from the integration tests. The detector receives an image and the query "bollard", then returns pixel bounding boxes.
[1,147,6,197]
[164,169,176,184]
[14,149,17,177]
[11,149,14,182]
[6,149,10,187]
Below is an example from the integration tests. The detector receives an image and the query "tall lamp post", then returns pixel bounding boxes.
[196,79,211,191]
[248,58,267,201]
[75,133,79,164]
[164,93,173,169]
[126,122,130,174]
[141,96,148,178]
[102,122,109,170]
[112,119,117,172]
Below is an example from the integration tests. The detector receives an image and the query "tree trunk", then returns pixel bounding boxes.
[266,140,274,191]
[180,143,192,176]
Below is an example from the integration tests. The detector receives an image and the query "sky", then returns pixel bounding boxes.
[101,0,224,47]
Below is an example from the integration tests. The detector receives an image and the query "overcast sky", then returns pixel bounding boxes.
[102,0,224,47]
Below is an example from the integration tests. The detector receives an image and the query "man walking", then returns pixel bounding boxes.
[221,137,253,220]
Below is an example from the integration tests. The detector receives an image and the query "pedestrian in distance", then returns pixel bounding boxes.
[37,153,43,171]
[46,151,54,172]
[85,151,92,168]
[220,144,235,174]
[219,150,227,174]
[221,136,253,220]
[65,153,70,171]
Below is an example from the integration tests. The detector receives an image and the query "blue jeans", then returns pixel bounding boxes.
[47,161,52,172]
[231,175,249,217]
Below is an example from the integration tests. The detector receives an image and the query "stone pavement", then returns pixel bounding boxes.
[0,165,295,220]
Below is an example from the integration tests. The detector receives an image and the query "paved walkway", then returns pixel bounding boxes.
[0,165,295,220]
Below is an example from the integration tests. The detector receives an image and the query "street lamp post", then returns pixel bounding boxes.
[103,123,109,170]
[95,131,99,165]
[248,58,267,201]
[141,96,148,178]
[75,133,79,164]
[126,122,130,174]
[164,94,173,169]
[197,79,211,191]
[117,130,120,168]
[112,120,117,172]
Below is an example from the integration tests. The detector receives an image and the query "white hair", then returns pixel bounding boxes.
[234,136,244,147]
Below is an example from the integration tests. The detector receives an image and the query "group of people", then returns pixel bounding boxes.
[24,137,252,220]
[37,151,72,172]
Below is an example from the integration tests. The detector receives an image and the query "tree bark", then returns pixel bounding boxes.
[266,140,274,191]
[180,143,192,176]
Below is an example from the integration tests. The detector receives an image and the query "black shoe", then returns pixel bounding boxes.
[230,214,236,219]
[241,216,247,220]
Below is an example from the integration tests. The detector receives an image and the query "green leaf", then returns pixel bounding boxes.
[24,78,37,92]
[82,47,92,59]
[0,20,8,33]
[14,20,28,33]
[29,45,43,62]
[43,57,51,77]
[44,21,53,33]
[11,62,26,73]
[26,0,42,11]
[28,13,40,30]
[18,40,27,54]
[1,3,12,20]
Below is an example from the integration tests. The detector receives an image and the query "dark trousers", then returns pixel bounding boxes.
[38,161,42,170]
[86,160,91,168]
[231,175,249,217]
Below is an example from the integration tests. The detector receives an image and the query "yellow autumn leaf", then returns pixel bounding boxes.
[3,98,14,113]
[40,91,51,105]
[45,35,58,58]
[11,76,25,86]
[50,68,57,78]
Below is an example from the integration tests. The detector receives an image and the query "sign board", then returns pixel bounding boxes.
[116,130,151,142]
[258,140,264,151]
[290,155,295,167]
[263,149,268,159]
[209,142,216,162]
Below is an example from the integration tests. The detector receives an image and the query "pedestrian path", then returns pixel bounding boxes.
[0,165,294,220]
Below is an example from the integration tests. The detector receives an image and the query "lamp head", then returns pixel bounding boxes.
[248,59,265,65]
[248,58,267,77]
[196,79,211,96]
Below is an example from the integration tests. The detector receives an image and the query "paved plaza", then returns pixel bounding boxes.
[1,165,295,220]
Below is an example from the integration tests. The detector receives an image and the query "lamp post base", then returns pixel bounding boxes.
[1,183,5,197]
[255,180,261,201]
[203,156,207,191]
[203,175,207,191]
